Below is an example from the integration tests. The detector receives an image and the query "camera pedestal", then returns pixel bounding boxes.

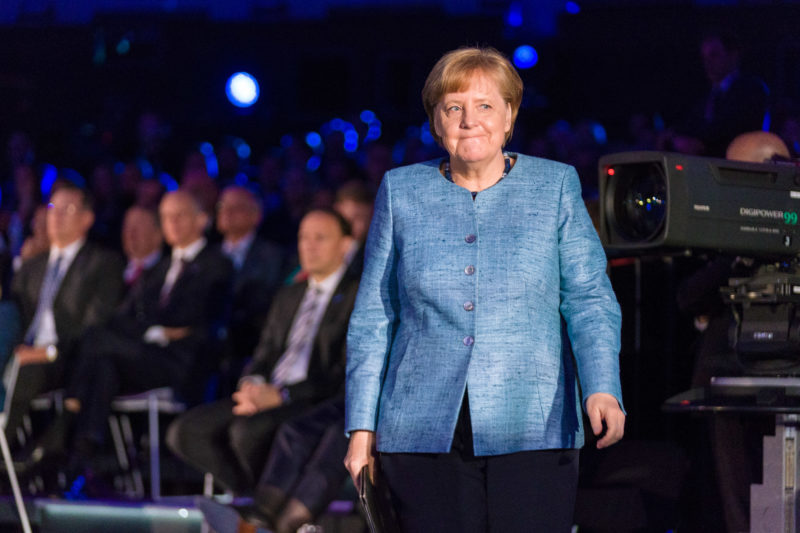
[751,412,800,533]
[665,377,800,533]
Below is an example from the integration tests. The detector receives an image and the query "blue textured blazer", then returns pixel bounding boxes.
[345,154,623,456]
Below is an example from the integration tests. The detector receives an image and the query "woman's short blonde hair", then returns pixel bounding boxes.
[422,47,523,147]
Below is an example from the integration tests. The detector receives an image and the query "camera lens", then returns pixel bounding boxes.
[607,162,667,242]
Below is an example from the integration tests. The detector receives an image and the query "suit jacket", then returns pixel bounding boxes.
[227,238,286,353]
[11,241,124,362]
[245,272,359,406]
[345,154,623,455]
[113,242,233,368]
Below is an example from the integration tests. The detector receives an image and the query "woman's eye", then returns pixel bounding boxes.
[479,104,491,110]
[446,105,461,113]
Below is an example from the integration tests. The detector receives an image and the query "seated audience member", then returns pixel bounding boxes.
[166,208,358,496]
[333,180,373,278]
[121,205,163,288]
[669,29,768,157]
[5,183,124,443]
[15,205,49,269]
[217,186,286,383]
[22,190,232,486]
[726,130,791,163]
[234,395,348,533]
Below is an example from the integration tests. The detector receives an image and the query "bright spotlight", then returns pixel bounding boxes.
[513,45,538,69]
[226,72,260,108]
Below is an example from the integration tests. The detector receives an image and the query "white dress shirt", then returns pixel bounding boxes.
[33,238,85,347]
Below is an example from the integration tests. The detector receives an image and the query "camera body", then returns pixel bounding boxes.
[598,151,800,258]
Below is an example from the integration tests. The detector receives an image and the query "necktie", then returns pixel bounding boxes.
[159,256,188,307]
[126,261,144,286]
[24,254,63,345]
[271,287,323,386]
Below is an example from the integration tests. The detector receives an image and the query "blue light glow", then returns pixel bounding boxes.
[592,123,607,144]
[360,110,376,124]
[138,159,154,180]
[330,118,345,131]
[280,135,294,148]
[305,132,323,149]
[225,72,260,108]
[235,141,251,159]
[513,45,538,69]
[116,38,130,55]
[306,155,322,172]
[365,120,383,142]
[565,1,581,14]
[506,2,523,27]
[344,129,359,152]
[199,142,214,156]
[420,122,435,146]
[159,173,179,192]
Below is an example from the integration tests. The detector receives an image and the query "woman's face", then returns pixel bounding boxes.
[433,72,512,166]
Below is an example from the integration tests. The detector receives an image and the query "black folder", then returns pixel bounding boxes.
[358,465,400,533]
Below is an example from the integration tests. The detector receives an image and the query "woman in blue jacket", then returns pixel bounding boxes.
[344,46,625,532]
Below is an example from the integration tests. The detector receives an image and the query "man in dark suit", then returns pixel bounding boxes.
[120,205,163,289]
[333,180,373,280]
[35,190,233,476]
[217,186,286,389]
[6,182,124,442]
[166,208,358,496]
[671,29,769,158]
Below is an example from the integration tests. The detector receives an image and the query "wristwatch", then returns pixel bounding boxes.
[45,344,58,362]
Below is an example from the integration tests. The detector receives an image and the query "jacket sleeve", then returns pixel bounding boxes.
[557,165,624,411]
[345,175,400,435]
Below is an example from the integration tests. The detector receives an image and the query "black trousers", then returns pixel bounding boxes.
[66,326,185,444]
[258,396,348,517]
[380,394,579,533]
[6,359,66,443]
[166,397,309,494]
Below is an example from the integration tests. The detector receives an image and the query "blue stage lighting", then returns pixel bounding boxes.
[592,123,607,144]
[420,122,435,146]
[40,164,57,197]
[159,173,179,192]
[513,45,538,69]
[280,134,294,148]
[506,2,523,27]
[330,118,345,131]
[344,129,359,153]
[199,142,214,156]
[565,2,581,14]
[306,155,322,172]
[234,141,251,159]
[305,132,323,149]
[360,110,376,124]
[226,72,260,108]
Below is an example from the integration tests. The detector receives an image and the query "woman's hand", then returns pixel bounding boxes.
[344,430,377,487]
[585,392,625,449]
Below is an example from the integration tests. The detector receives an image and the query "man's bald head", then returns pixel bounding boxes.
[159,190,208,248]
[726,131,790,163]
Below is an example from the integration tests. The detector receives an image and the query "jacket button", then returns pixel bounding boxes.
[464,265,475,275]
[463,336,474,346]
[465,234,476,243]
[463,301,474,311]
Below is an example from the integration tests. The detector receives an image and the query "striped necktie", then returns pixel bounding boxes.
[271,287,323,386]
[24,254,63,345]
